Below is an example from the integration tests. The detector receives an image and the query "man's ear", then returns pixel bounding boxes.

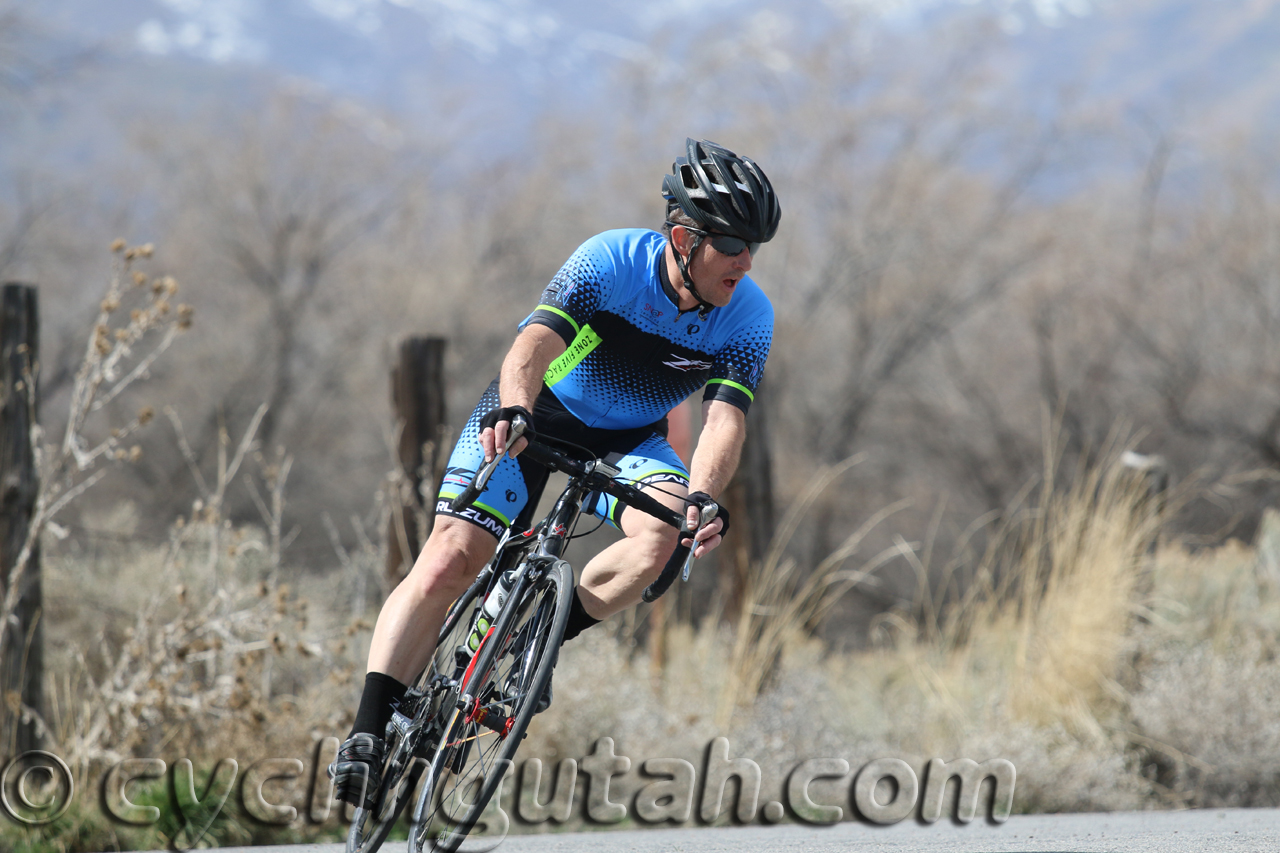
[670,225,691,256]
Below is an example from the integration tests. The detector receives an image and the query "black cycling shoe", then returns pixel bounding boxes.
[328,733,387,809]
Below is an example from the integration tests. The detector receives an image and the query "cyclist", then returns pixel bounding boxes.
[331,138,781,807]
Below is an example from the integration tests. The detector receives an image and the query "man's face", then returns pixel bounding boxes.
[673,225,754,307]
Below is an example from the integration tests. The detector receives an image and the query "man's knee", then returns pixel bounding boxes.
[405,518,494,599]
[622,514,681,577]
[621,485,685,557]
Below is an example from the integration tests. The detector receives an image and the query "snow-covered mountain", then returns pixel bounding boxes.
[36,0,1099,74]
[8,0,1280,175]
[20,0,1280,130]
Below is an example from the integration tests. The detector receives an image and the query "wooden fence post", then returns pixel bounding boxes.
[0,282,42,753]
[386,336,448,586]
[718,381,777,626]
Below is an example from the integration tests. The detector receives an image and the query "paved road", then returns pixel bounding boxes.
[205,808,1280,853]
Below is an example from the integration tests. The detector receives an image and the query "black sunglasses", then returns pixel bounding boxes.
[667,222,760,258]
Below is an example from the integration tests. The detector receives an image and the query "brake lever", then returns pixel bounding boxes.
[680,501,719,582]
[475,415,527,491]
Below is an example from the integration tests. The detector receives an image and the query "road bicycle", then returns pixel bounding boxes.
[345,416,714,853]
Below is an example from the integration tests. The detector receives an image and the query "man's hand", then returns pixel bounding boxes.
[479,405,534,462]
[682,491,731,559]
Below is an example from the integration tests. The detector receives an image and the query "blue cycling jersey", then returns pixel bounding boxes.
[520,228,774,430]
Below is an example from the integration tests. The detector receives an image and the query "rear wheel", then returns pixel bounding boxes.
[409,558,573,853]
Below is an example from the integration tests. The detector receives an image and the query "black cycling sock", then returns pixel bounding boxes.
[349,672,409,739]
[560,587,602,645]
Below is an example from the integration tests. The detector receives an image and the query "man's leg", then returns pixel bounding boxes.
[502,481,685,715]
[572,431,691,625]
[575,482,687,620]
[367,515,497,683]
[330,515,496,807]
[364,376,532,691]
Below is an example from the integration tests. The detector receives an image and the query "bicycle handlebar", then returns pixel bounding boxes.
[640,538,693,603]
[449,416,707,602]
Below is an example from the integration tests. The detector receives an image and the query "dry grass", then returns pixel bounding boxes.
[11,259,1280,847]
[17,498,378,850]
[532,432,1280,818]
[0,243,374,852]
[35,396,387,780]
[14,433,1280,851]
[3,241,191,753]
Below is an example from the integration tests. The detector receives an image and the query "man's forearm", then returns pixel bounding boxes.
[688,401,748,498]
[499,325,566,410]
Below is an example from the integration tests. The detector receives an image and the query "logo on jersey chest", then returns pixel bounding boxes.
[642,302,665,322]
[663,355,713,372]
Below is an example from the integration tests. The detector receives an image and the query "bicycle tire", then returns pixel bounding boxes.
[346,562,499,853]
[409,557,573,853]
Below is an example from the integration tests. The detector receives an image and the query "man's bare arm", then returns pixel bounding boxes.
[482,324,566,460]
[682,400,748,556]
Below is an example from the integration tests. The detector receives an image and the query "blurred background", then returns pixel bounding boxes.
[3,0,1280,848]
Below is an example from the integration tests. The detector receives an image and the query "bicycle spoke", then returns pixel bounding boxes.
[445,728,500,749]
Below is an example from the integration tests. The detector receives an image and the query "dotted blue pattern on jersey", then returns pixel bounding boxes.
[522,229,773,430]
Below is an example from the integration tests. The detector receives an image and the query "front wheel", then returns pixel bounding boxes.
[347,558,499,853]
[408,558,573,853]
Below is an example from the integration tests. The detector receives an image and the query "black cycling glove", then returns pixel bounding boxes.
[479,405,535,445]
[685,490,730,539]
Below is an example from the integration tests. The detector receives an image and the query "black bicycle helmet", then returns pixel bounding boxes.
[662,138,781,243]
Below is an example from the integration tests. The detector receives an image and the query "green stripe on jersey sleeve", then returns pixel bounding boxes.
[534,305,581,336]
[706,378,755,401]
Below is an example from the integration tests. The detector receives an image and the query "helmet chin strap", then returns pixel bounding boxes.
[673,232,716,319]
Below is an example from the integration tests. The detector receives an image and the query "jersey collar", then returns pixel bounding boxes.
[658,240,706,318]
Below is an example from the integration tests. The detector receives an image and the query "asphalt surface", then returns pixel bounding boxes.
[200,808,1280,852]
